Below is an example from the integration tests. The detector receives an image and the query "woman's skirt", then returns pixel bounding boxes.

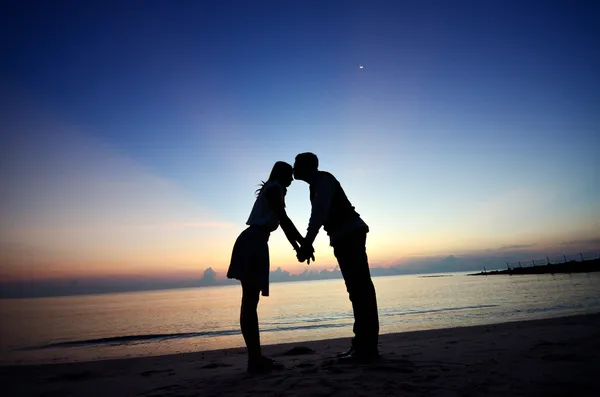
[227,225,271,296]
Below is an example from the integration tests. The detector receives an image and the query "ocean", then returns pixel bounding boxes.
[1,272,599,365]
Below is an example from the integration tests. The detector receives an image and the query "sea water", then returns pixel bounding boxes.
[1,272,599,365]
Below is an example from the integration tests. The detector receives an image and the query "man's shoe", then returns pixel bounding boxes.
[336,346,355,358]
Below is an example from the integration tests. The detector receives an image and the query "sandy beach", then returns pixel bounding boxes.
[2,313,599,397]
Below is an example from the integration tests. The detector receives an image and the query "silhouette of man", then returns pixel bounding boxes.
[293,152,379,361]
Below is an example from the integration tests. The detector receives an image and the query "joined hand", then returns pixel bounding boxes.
[296,244,316,265]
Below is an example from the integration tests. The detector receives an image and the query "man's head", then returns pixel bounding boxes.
[293,152,319,182]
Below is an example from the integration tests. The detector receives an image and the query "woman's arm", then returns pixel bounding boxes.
[264,185,303,249]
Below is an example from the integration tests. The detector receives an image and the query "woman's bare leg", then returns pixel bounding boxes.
[240,281,261,363]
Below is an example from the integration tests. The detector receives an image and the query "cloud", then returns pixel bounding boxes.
[559,238,600,247]
[497,243,536,251]
[202,267,217,283]
[269,266,343,283]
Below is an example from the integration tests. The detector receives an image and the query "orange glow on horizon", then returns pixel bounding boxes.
[3,227,599,283]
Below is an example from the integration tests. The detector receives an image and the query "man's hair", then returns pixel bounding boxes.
[294,152,319,171]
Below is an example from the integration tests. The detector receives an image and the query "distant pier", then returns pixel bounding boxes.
[469,258,600,276]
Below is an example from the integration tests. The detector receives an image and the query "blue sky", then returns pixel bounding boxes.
[1,0,599,283]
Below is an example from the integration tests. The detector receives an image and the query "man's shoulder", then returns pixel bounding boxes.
[316,170,338,183]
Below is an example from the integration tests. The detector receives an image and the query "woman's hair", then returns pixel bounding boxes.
[255,161,293,196]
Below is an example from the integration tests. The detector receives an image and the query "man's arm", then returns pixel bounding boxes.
[304,173,336,247]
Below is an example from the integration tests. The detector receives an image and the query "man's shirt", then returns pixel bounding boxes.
[306,171,368,246]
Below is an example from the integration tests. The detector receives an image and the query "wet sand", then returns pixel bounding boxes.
[2,313,599,396]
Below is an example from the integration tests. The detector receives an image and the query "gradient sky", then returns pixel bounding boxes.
[1,0,599,284]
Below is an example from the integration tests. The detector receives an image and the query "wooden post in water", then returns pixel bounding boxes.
[546,256,551,265]
[580,252,584,261]
[532,259,536,266]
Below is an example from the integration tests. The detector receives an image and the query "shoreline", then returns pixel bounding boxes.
[2,312,599,396]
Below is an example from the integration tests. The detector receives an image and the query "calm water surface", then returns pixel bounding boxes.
[1,272,599,365]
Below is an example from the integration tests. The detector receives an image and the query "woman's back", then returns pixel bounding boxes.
[246,181,284,232]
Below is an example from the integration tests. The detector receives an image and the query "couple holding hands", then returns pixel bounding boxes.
[227,152,380,374]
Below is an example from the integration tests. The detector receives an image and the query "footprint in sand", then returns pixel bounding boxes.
[319,357,416,375]
[47,371,97,382]
[282,346,316,356]
[202,362,233,369]
[139,369,174,377]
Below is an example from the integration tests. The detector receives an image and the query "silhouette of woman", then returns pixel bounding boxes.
[227,161,313,374]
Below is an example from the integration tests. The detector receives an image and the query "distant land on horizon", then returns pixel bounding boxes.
[0,267,448,300]
[2,250,599,299]
[469,258,600,276]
